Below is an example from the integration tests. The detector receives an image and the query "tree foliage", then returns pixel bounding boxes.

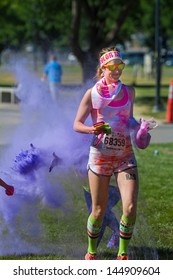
[1,0,173,81]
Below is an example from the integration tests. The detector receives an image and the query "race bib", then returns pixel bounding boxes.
[103,132,126,150]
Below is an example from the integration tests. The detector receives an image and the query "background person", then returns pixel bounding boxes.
[42,54,63,101]
[143,52,153,79]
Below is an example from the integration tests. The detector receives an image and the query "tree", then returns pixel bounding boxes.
[0,0,143,81]
[1,0,173,83]
[10,0,71,65]
[70,0,141,82]
[0,0,71,64]
[0,0,26,54]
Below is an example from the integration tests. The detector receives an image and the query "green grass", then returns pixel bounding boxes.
[0,143,172,260]
[61,64,82,85]
[134,88,168,121]
[0,63,83,86]
[135,143,173,259]
[0,71,16,85]
[0,63,171,122]
[0,62,173,87]
[121,65,173,86]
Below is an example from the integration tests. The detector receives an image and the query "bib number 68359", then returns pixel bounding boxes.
[103,133,126,150]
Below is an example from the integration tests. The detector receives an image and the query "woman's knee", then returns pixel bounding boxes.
[123,202,137,218]
[91,206,105,221]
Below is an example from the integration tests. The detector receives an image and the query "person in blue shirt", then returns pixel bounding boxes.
[42,55,63,101]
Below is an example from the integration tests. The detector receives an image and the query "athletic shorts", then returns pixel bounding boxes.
[87,147,137,176]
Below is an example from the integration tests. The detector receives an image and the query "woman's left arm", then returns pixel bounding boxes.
[128,86,151,149]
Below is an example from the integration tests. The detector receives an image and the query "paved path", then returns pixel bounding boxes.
[150,123,173,143]
[0,103,173,145]
[0,103,21,145]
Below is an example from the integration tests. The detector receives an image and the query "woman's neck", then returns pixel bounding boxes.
[103,78,119,85]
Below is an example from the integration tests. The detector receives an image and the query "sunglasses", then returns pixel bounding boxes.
[104,63,125,71]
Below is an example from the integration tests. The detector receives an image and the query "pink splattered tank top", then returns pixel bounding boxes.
[91,85,133,156]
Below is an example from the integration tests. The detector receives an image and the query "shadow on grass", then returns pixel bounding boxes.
[0,247,173,260]
[100,246,173,260]
[157,248,173,260]
[0,253,67,260]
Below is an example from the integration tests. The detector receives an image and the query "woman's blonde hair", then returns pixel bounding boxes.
[95,46,120,80]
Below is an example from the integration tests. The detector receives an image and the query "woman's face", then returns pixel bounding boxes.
[102,59,124,84]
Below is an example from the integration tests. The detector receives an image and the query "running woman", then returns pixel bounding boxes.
[73,46,152,260]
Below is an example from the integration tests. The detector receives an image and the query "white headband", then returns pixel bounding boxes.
[100,51,123,67]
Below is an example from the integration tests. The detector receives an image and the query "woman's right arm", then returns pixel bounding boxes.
[73,89,96,134]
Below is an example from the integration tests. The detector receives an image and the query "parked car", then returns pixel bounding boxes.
[122,51,145,66]
[164,54,173,66]
[67,52,77,63]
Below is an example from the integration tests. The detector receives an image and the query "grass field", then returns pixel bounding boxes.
[0,63,173,260]
[0,142,172,260]
[0,62,171,122]
[1,62,173,86]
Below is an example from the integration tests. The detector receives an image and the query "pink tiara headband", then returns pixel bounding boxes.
[100,51,123,67]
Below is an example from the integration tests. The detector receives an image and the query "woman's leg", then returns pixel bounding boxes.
[86,170,110,256]
[116,167,139,257]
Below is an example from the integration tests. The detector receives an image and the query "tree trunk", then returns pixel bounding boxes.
[80,51,98,84]
[70,0,138,84]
